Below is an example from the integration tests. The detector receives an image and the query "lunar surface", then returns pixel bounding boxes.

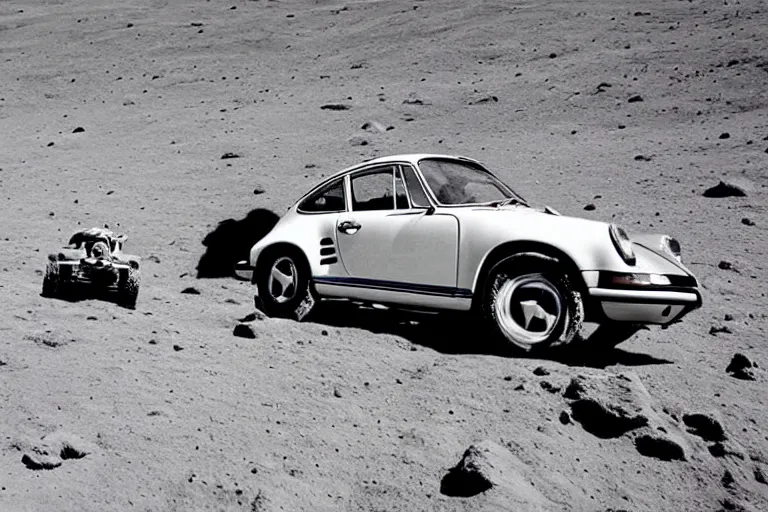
[1,0,766,510]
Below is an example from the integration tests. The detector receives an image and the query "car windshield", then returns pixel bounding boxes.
[417,158,525,206]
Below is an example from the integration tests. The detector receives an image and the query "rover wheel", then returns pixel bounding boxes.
[256,250,315,320]
[118,267,140,309]
[41,261,60,298]
[483,254,583,353]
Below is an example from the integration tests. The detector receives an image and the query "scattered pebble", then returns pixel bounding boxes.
[584,203,596,211]
[320,103,351,111]
[221,152,240,160]
[627,95,644,103]
[181,287,201,295]
[741,218,755,226]
[717,260,734,271]
[72,127,85,133]
[718,132,731,140]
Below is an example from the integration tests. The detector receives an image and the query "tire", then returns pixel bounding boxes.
[256,249,316,320]
[483,253,583,353]
[118,267,140,309]
[42,261,60,298]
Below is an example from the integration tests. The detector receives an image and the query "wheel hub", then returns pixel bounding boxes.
[494,274,563,347]
[268,257,298,304]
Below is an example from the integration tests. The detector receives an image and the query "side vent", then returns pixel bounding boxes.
[319,237,337,265]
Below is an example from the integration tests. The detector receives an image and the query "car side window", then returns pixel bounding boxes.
[298,178,346,213]
[401,165,431,208]
[351,168,396,211]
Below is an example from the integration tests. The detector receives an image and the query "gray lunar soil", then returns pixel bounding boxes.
[1,0,767,510]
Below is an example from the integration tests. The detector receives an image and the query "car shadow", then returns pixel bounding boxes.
[310,301,673,368]
[197,208,279,278]
[41,285,133,309]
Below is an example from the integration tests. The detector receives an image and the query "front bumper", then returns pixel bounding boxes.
[583,271,702,325]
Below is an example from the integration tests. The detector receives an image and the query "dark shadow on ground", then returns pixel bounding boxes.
[197,208,279,278]
[309,301,673,367]
[40,283,132,309]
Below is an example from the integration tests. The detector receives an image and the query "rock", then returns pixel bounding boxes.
[532,366,550,376]
[238,311,265,322]
[682,412,727,441]
[634,432,686,461]
[333,387,342,398]
[253,187,265,195]
[719,132,731,139]
[741,218,755,226]
[173,344,184,351]
[233,324,257,339]
[755,466,767,485]
[181,286,201,295]
[634,155,652,161]
[627,95,644,103]
[726,353,757,381]
[320,103,351,111]
[440,440,550,505]
[72,126,85,133]
[722,469,735,488]
[724,314,734,321]
[583,203,596,211]
[221,152,240,159]
[718,260,735,271]
[703,181,747,198]
[548,52,557,58]
[564,373,655,439]
[360,121,387,133]
[709,324,732,335]
[468,94,499,105]
[348,135,369,147]
[559,410,571,424]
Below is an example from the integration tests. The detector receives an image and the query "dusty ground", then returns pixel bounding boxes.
[1,0,767,510]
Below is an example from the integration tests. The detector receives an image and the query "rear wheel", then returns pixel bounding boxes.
[256,249,316,320]
[483,254,583,353]
[41,261,60,297]
[117,267,140,309]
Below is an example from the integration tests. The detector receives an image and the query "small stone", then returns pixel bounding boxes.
[559,411,571,425]
[548,52,557,58]
[321,330,328,336]
[173,344,183,351]
[719,132,731,140]
[703,181,747,198]
[726,353,756,381]
[741,218,755,226]
[86,316,97,321]
[540,381,561,393]
[181,287,201,295]
[333,387,342,398]
[718,260,734,271]
[634,154,652,161]
[221,152,240,159]
[722,469,735,488]
[348,135,369,146]
[724,314,734,321]
[253,187,265,195]
[755,466,767,485]
[584,203,596,211]
[320,103,351,111]
[709,325,732,335]
[627,95,644,103]
[47,142,54,147]
[72,127,85,133]
[514,383,525,391]
[532,366,550,376]
[233,324,257,339]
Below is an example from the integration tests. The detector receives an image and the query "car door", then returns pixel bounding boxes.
[335,164,460,299]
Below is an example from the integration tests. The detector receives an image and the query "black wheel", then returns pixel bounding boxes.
[42,261,60,297]
[482,253,583,353]
[256,249,316,320]
[118,267,140,308]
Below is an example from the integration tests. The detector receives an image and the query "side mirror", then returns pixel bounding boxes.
[425,205,435,215]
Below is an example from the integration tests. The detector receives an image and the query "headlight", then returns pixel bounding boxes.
[660,235,682,263]
[609,224,636,265]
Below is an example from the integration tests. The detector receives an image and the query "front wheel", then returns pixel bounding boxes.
[256,250,316,321]
[483,255,583,353]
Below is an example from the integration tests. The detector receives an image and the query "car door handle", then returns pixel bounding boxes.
[337,220,361,234]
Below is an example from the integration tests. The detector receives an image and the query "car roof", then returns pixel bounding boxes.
[294,154,486,205]
[327,153,483,181]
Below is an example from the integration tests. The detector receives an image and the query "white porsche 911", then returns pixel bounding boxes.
[236,154,701,352]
